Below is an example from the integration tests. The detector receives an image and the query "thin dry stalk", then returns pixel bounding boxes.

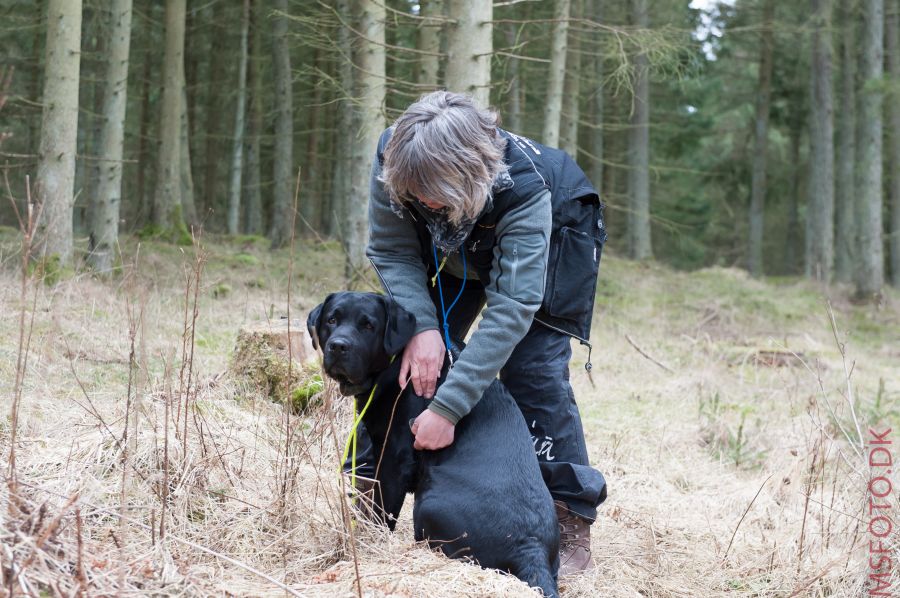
[722,473,773,561]
[75,507,87,595]
[160,357,173,540]
[797,439,820,574]
[825,300,864,452]
[5,173,42,499]
[276,166,302,516]
[118,242,144,589]
[180,233,206,458]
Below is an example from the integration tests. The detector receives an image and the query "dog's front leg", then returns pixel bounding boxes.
[367,448,416,530]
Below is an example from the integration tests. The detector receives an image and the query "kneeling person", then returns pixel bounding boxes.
[364,91,608,574]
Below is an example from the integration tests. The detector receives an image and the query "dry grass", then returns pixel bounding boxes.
[1,230,897,596]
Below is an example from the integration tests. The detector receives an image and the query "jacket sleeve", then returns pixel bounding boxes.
[427,189,552,425]
[366,157,439,335]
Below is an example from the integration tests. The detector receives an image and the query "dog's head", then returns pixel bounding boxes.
[307,292,416,396]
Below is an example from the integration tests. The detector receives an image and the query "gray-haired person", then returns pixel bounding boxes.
[362,91,607,574]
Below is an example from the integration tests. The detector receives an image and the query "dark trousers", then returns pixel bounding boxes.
[351,274,607,521]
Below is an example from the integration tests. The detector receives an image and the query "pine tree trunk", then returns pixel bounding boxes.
[786,127,803,274]
[886,0,900,286]
[834,4,857,282]
[543,0,570,147]
[202,3,226,226]
[628,0,652,259]
[327,0,353,238]
[269,0,294,248]
[81,10,107,236]
[34,0,82,265]
[806,0,835,282]
[153,0,187,233]
[560,0,582,158]
[300,49,323,233]
[417,0,443,88]
[88,0,132,272]
[503,23,523,133]
[855,0,884,297]
[346,0,385,281]
[747,0,775,277]
[444,0,492,107]
[136,48,154,227]
[28,1,43,157]
[227,0,250,235]
[244,0,264,236]
[179,84,197,229]
[590,0,604,189]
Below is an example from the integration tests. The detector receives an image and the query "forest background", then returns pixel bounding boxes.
[1,0,898,294]
[0,0,899,596]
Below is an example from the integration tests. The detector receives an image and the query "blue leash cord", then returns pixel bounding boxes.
[431,242,466,362]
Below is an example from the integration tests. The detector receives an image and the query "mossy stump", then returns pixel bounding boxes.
[229,319,323,411]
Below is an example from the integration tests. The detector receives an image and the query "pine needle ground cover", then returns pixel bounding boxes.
[1,232,897,596]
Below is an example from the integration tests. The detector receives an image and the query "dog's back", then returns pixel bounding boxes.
[414,379,559,597]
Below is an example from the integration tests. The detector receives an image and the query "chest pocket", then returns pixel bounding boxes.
[465,223,496,284]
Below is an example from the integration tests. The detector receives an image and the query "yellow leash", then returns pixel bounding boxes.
[341,356,396,493]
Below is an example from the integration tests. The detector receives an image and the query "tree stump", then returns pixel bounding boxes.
[229,318,323,410]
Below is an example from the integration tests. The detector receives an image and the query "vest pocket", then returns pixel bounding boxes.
[544,226,603,321]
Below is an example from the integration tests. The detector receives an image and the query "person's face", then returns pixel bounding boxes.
[417,196,445,211]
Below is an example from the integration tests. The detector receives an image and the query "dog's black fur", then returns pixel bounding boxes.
[308,292,559,597]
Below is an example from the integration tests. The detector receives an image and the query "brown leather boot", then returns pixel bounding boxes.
[555,500,594,575]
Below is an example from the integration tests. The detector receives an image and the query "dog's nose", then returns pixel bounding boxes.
[327,339,349,354]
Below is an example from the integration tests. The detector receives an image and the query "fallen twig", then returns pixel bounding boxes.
[722,473,773,561]
[625,333,674,374]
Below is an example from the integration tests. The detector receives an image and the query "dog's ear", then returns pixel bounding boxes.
[381,295,416,356]
[306,294,335,351]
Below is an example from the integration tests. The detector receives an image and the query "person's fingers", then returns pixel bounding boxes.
[410,361,423,396]
[424,360,437,398]
[398,355,410,388]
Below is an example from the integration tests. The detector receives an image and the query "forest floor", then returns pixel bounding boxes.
[1,227,898,597]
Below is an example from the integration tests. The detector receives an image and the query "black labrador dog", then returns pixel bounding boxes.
[308,292,559,597]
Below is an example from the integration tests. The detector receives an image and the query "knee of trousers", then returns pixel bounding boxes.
[501,360,572,400]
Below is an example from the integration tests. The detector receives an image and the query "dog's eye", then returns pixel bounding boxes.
[327,316,336,325]
[363,321,375,331]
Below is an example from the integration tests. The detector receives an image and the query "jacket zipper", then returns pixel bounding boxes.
[510,242,518,293]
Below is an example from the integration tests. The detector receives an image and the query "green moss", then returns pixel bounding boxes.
[29,254,74,286]
[135,224,166,240]
[291,373,324,411]
[231,234,269,248]
[234,253,260,266]
[229,333,324,410]
[212,283,232,299]
[135,206,193,246]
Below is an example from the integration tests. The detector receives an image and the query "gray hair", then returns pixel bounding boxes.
[381,91,508,225]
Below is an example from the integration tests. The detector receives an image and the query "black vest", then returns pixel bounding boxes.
[376,128,606,344]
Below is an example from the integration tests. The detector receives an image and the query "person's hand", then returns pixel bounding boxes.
[399,329,445,398]
[411,409,455,450]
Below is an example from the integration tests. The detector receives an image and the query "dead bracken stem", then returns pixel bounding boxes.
[722,472,773,562]
[75,507,87,594]
[119,243,144,589]
[797,438,820,574]
[180,230,206,458]
[5,171,42,506]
